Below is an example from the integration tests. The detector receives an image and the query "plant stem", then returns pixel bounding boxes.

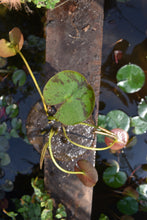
[80,122,117,139]
[17,50,48,114]
[48,129,85,175]
[62,126,117,151]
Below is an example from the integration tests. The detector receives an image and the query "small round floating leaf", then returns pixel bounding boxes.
[6,104,19,118]
[75,159,98,187]
[123,186,139,200]
[136,184,147,200]
[106,110,130,131]
[11,118,22,130]
[103,166,127,188]
[0,152,11,166]
[131,116,147,134]
[0,122,7,135]
[116,64,145,93]
[10,129,19,138]
[12,69,26,87]
[105,128,129,150]
[0,39,16,57]
[138,97,147,121]
[43,70,95,125]
[2,180,14,192]
[0,136,9,152]
[117,197,138,215]
[9,27,24,51]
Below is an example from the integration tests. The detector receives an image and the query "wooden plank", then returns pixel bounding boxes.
[44,0,104,219]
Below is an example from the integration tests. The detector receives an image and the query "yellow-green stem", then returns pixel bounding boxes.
[17,50,48,114]
[62,126,117,151]
[48,129,85,175]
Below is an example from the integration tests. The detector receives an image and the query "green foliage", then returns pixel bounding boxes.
[12,69,26,87]
[0,152,11,166]
[26,0,60,9]
[103,166,127,188]
[4,178,67,220]
[117,197,139,215]
[138,97,147,121]
[116,64,145,93]
[6,104,19,118]
[99,213,109,220]
[130,116,147,135]
[43,70,95,125]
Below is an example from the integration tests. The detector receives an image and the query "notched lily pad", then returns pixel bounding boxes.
[117,196,138,215]
[106,110,130,131]
[103,166,127,188]
[0,39,16,57]
[131,116,147,134]
[75,159,98,187]
[116,64,145,93]
[0,27,24,58]
[43,70,95,125]
[9,27,24,51]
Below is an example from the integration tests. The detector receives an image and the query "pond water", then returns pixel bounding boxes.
[92,0,147,219]
[0,1,147,219]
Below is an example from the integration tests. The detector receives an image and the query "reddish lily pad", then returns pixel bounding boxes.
[0,27,24,58]
[9,27,24,50]
[105,128,129,150]
[75,159,98,187]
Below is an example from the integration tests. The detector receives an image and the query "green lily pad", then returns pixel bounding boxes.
[2,180,14,192]
[138,97,147,121]
[6,104,19,118]
[12,69,26,87]
[0,122,7,135]
[116,64,145,93]
[10,129,19,138]
[0,152,11,166]
[103,166,127,188]
[0,136,9,152]
[11,118,22,130]
[131,116,147,134]
[117,197,138,215]
[137,184,147,200]
[43,70,95,125]
[106,110,130,131]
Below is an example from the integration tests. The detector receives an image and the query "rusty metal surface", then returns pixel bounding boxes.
[43,0,104,219]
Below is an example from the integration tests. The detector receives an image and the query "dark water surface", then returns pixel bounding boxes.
[92,0,147,219]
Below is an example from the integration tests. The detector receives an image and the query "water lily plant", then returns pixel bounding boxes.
[0,27,130,187]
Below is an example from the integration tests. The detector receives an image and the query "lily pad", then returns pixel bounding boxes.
[0,122,7,135]
[103,166,127,188]
[117,197,138,215]
[43,70,95,125]
[75,159,98,187]
[138,97,147,121]
[105,128,129,150]
[0,39,16,58]
[116,64,145,93]
[136,184,147,200]
[0,152,11,166]
[0,136,9,152]
[11,118,22,130]
[6,104,19,118]
[12,69,26,87]
[9,27,24,51]
[0,27,24,58]
[106,110,130,131]
[131,116,147,134]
